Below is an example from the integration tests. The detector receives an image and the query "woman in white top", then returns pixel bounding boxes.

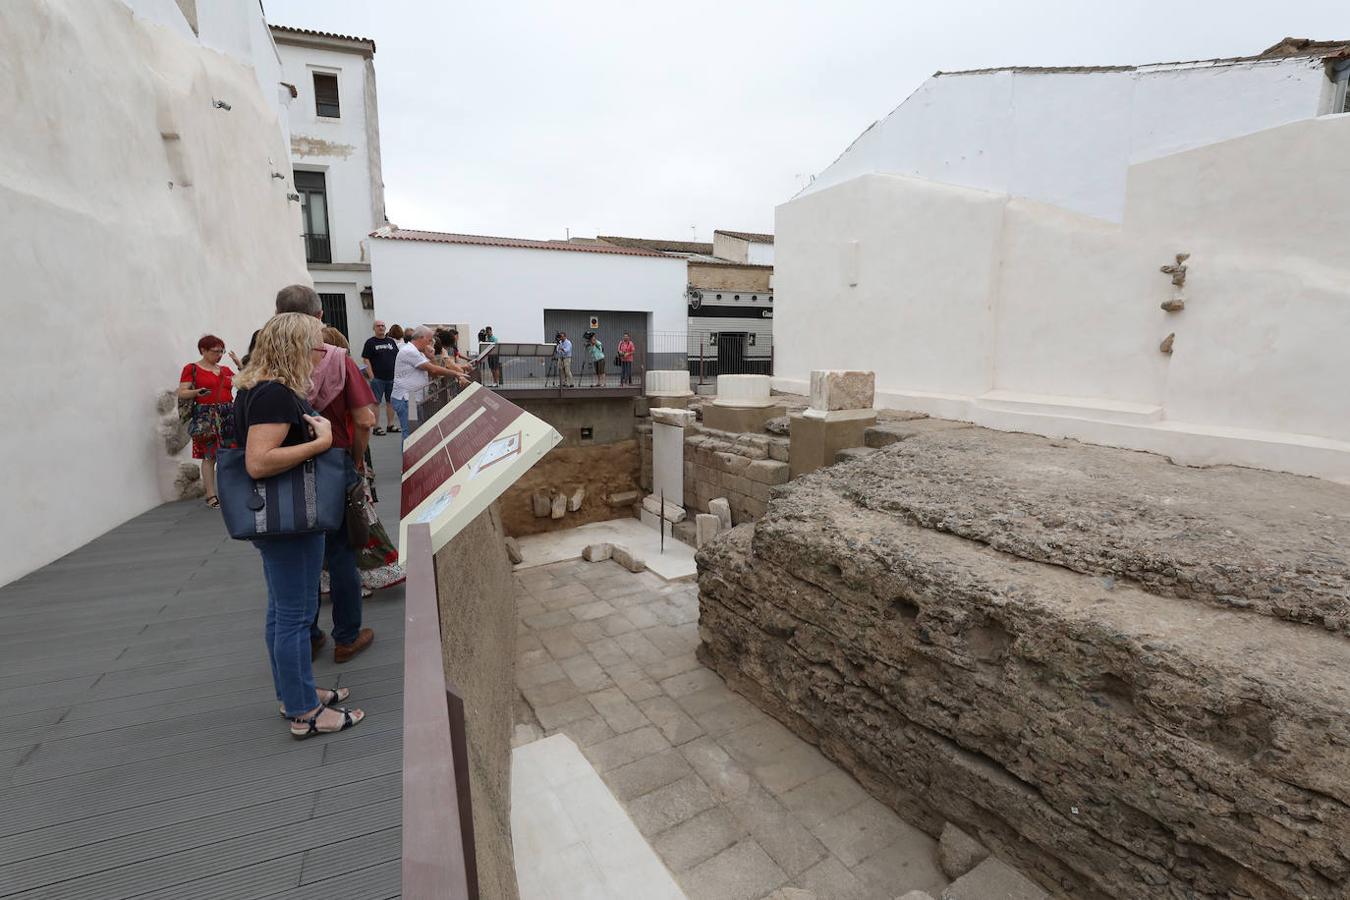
[391,325,468,438]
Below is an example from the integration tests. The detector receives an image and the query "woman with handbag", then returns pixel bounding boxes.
[176,334,241,508]
[231,313,365,739]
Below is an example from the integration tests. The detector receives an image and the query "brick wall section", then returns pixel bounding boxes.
[639,423,791,526]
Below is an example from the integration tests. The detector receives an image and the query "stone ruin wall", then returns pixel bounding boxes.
[695,422,1350,899]
[639,421,790,526]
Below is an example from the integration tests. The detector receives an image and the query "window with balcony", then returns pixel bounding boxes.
[295,170,331,263]
[313,72,340,118]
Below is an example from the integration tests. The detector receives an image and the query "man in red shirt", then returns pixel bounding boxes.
[275,285,378,663]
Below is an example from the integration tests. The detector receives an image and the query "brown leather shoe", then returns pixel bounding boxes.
[311,633,327,662]
[334,628,374,664]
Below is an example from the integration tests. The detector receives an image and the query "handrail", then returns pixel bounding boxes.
[401,521,477,898]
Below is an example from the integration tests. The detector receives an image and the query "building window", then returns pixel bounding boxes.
[313,72,340,118]
[295,170,331,263]
[319,292,348,337]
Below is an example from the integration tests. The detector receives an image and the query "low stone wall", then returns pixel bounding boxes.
[639,423,790,526]
[696,426,1350,900]
[434,505,519,900]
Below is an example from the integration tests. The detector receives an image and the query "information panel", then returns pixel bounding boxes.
[397,383,560,562]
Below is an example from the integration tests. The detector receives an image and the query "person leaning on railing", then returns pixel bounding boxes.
[392,326,470,441]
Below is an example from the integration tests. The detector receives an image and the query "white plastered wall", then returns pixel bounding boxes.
[774,116,1350,483]
[0,0,309,586]
[803,58,1329,222]
[369,240,688,347]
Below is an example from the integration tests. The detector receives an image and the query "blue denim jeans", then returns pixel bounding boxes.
[392,397,410,438]
[256,532,324,716]
[312,455,363,646]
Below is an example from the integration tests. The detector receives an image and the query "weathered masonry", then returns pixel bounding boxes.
[696,420,1350,899]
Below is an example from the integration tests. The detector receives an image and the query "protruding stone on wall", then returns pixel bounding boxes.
[504,536,524,565]
[1160,251,1189,287]
[808,369,875,412]
[938,824,989,880]
[1160,297,1185,312]
[1160,332,1175,354]
[173,461,204,500]
[695,513,720,548]
[582,542,612,562]
[709,497,733,531]
[764,416,790,436]
[566,485,586,512]
[607,490,639,507]
[549,492,566,519]
[650,407,697,428]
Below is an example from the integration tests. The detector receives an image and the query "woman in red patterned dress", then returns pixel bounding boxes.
[176,334,240,508]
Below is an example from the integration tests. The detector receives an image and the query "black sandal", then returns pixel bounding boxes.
[278,686,350,718]
[290,705,364,739]
[204,495,220,509]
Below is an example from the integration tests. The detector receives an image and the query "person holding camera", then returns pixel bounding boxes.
[586,331,605,387]
[177,334,242,509]
[555,331,574,387]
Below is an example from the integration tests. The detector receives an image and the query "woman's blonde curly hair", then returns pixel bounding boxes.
[235,313,322,396]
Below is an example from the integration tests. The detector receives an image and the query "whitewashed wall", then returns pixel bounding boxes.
[746,242,775,266]
[775,115,1350,482]
[804,58,1329,222]
[0,0,308,586]
[369,239,688,347]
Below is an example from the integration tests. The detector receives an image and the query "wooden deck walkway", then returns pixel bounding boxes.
[0,438,408,899]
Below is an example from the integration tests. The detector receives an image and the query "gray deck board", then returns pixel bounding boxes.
[0,437,408,898]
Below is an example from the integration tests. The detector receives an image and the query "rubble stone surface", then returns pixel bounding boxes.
[696,424,1350,900]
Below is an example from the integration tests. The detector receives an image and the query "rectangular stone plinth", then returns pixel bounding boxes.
[702,404,785,435]
[697,425,1350,900]
[789,411,876,479]
[809,369,875,412]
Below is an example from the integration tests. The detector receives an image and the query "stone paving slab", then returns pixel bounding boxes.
[514,559,950,900]
[0,435,409,898]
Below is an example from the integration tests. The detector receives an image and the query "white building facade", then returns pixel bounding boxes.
[0,0,310,585]
[369,228,688,355]
[713,230,775,267]
[271,25,386,344]
[776,41,1350,483]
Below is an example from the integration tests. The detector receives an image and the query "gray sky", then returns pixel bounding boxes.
[263,0,1345,242]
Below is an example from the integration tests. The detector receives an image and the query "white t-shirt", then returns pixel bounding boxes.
[392,341,432,402]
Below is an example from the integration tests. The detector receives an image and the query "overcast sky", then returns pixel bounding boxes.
[263,0,1344,242]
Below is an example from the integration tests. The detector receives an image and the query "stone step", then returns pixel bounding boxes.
[941,858,1047,900]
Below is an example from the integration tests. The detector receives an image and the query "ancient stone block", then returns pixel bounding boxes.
[765,416,790,436]
[767,439,790,463]
[697,424,1350,900]
[612,545,645,573]
[582,542,612,562]
[642,494,686,524]
[504,537,523,565]
[938,823,988,880]
[651,407,697,428]
[608,490,639,507]
[709,498,733,531]
[567,485,586,512]
[744,459,790,486]
[550,492,566,519]
[809,369,875,412]
[695,514,720,548]
[531,491,552,518]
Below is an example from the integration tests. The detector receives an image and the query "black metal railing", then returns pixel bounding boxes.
[303,232,331,264]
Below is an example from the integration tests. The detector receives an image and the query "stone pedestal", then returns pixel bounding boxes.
[645,370,694,410]
[789,408,878,479]
[704,374,783,433]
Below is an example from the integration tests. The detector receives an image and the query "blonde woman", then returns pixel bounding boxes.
[233,313,365,739]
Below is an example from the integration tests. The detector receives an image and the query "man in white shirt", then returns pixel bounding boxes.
[556,331,574,387]
[392,326,468,440]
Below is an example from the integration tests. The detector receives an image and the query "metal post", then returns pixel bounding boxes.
[660,489,665,554]
[699,340,705,385]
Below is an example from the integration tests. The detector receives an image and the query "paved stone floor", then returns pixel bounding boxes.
[0,437,408,899]
[514,560,950,900]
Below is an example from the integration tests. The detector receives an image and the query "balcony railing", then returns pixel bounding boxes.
[303,232,331,264]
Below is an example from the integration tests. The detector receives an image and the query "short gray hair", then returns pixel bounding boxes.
[410,326,435,340]
[275,284,322,316]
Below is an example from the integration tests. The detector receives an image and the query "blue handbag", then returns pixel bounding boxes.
[216,388,347,540]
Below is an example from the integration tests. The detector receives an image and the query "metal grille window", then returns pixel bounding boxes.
[313,72,340,118]
[319,293,348,338]
[294,170,331,264]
